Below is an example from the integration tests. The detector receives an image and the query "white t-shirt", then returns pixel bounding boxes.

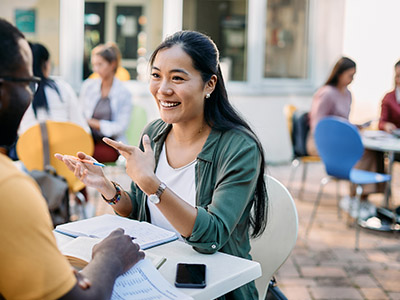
[147,144,196,238]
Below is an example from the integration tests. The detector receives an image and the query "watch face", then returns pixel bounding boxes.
[149,194,160,204]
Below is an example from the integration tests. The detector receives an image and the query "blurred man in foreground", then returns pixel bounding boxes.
[0,18,144,300]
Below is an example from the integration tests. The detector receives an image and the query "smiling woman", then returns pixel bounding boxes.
[56,30,268,300]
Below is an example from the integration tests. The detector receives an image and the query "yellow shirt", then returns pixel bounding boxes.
[0,154,76,300]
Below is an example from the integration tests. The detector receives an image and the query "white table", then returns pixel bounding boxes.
[362,130,400,207]
[54,232,261,300]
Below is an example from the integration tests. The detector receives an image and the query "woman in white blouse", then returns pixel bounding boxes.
[80,42,132,163]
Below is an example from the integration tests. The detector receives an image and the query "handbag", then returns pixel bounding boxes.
[265,277,288,300]
[28,122,70,226]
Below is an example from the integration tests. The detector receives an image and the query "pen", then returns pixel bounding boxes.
[67,156,105,167]
[156,257,167,270]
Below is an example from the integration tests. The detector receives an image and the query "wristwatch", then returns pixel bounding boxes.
[148,182,167,204]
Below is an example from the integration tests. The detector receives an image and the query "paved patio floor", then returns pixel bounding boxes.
[268,162,400,300]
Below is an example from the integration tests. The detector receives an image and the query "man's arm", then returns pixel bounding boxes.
[59,229,145,300]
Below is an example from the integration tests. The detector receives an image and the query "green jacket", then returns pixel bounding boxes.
[127,119,261,299]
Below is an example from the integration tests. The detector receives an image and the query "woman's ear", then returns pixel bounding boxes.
[206,74,217,95]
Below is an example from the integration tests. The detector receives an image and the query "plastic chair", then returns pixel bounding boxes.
[103,104,147,169]
[305,116,391,250]
[284,104,320,200]
[250,175,298,299]
[17,121,94,218]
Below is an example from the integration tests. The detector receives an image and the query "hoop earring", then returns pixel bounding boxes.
[205,93,211,99]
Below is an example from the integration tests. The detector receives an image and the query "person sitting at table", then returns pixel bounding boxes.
[378,59,400,162]
[307,56,384,215]
[379,60,400,133]
[0,18,144,300]
[80,42,133,163]
[57,30,268,300]
[307,57,357,155]
[19,42,90,135]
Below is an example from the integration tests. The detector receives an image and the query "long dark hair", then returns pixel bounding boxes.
[325,57,356,87]
[30,43,62,116]
[149,30,268,238]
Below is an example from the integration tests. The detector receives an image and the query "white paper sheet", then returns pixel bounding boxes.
[111,259,193,300]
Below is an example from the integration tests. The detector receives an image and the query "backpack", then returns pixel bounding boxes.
[291,110,310,157]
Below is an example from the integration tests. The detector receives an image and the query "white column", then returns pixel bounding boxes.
[59,0,84,92]
[247,0,266,87]
[162,0,183,39]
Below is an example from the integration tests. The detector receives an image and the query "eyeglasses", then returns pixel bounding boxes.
[0,76,41,94]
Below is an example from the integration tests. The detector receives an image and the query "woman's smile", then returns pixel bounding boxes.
[159,100,181,108]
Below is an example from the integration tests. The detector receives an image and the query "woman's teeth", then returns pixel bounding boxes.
[160,101,180,107]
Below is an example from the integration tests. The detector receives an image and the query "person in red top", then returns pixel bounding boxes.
[379,60,400,133]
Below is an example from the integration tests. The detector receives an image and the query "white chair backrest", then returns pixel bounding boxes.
[250,175,298,299]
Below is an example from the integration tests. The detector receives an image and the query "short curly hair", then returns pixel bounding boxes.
[0,18,25,76]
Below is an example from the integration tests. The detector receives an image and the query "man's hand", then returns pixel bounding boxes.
[92,228,145,275]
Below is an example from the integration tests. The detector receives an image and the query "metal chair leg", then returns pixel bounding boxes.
[305,176,330,238]
[298,161,308,200]
[354,185,363,251]
[336,180,341,219]
[75,191,87,220]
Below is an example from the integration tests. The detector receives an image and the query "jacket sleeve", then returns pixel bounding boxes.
[185,136,261,254]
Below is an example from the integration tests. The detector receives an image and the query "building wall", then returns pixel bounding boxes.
[3,0,400,164]
[124,0,348,165]
[343,0,400,126]
[0,0,60,73]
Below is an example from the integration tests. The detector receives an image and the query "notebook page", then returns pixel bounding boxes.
[111,259,193,300]
[55,214,178,249]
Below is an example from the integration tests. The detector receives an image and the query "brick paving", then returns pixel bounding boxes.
[269,162,400,300]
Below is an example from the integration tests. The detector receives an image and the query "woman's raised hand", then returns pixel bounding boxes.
[54,152,107,189]
[103,135,156,191]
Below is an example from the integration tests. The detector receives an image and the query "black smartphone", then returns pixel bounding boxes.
[174,263,206,288]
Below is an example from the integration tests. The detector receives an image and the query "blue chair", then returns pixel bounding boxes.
[305,116,391,250]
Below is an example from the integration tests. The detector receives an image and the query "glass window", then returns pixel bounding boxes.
[115,5,145,80]
[264,0,309,79]
[84,0,162,81]
[183,0,248,82]
[84,2,105,79]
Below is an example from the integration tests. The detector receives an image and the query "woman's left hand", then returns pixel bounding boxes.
[103,135,157,191]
